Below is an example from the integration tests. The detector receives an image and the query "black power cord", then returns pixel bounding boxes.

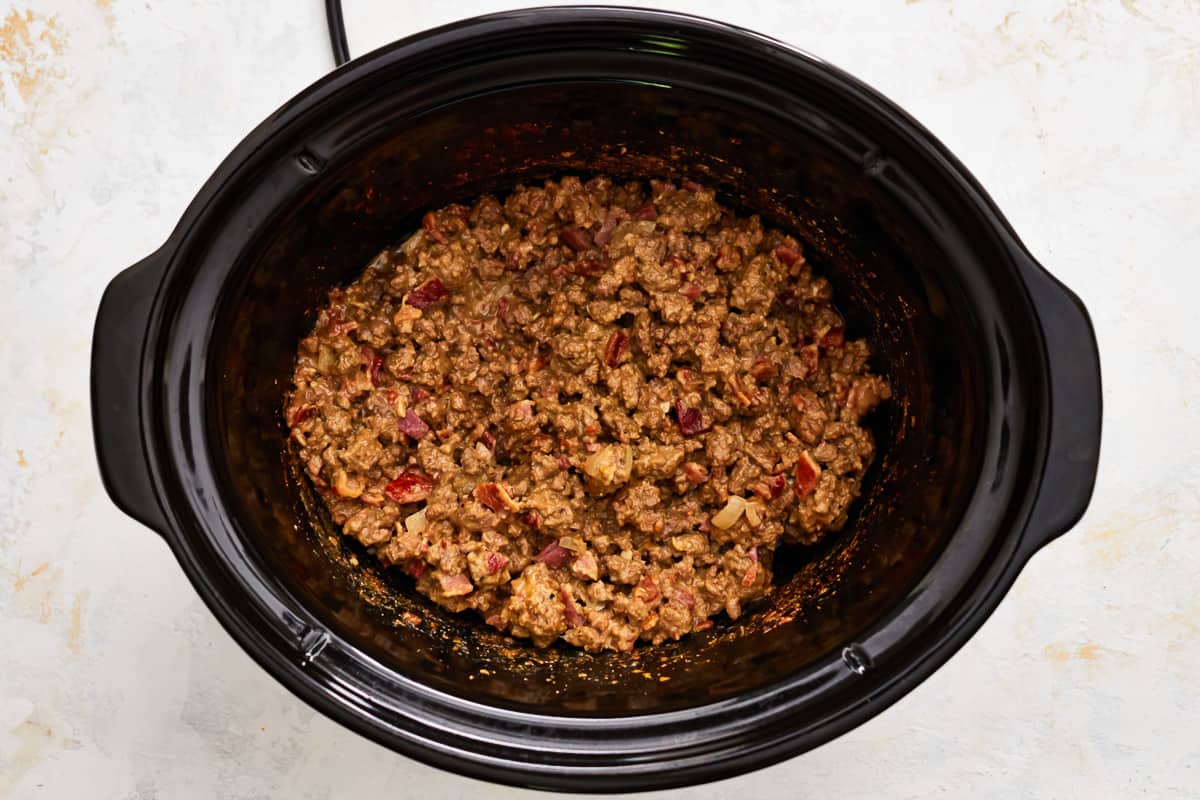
[325,0,351,66]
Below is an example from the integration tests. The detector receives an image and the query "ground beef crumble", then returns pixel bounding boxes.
[286,176,890,652]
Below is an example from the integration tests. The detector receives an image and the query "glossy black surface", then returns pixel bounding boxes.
[90,7,1101,792]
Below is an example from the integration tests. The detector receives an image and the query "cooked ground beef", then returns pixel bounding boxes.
[285,176,890,652]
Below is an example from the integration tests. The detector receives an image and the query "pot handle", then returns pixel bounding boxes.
[1019,256,1103,555]
[91,250,171,537]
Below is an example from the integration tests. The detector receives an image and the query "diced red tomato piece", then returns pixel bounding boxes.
[560,225,592,252]
[384,471,434,504]
[674,400,709,437]
[407,277,449,309]
[794,452,821,500]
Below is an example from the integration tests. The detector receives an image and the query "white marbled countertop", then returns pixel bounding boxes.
[2,0,1197,797]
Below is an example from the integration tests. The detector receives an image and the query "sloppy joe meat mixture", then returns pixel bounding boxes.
[286,176,889,652]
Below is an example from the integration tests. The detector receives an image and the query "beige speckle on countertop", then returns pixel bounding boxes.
[0,8,66,102]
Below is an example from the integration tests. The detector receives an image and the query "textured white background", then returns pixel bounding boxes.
[1,0,1197,797]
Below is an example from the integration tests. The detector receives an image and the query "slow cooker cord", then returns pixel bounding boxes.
[324,0,351,66]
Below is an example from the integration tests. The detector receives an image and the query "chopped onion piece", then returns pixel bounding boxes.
[316,346,337,374]
[711,495,747,530]
[535,542,571,569]
[581,444,633,493]
[333,470,362,499]
[405,507,427,535]
[558,536,586,552]
[744,500,765,528]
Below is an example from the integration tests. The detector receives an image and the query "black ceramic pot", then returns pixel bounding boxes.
[91,7,1102,792]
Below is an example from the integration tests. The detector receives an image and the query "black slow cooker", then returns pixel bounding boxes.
[91,7,1102,792]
